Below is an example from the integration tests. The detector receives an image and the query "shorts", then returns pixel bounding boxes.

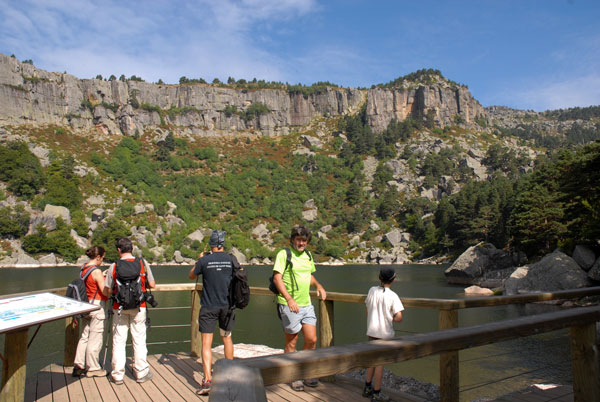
[278,304,316,334]
[198,306,235,336]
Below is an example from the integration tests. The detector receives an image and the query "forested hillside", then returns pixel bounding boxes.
[0,56,599,265]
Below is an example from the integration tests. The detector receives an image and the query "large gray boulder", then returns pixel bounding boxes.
[587,257,600,282]
[44,204,71,224]
[572,245,596,271]
[511,251,592,294]
[230,247,247,264]
[445,243,526,286]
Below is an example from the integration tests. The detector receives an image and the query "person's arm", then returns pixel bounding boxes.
[273,272,300,313]
[188,266,197,280]
[91,269,107,296]
[310,275,326,300]
[103,264,114,296]
[392,311,403,322]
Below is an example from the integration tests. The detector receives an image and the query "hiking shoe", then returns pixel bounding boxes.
[137,371,153,383]
[303,378,319,387]
[72,366,86,378]
[196,380,211,395]
[371,391,390,402]
[362,383,374,397]
[290,380,304,391]
[86,369,107,378]
[108,376,124,385]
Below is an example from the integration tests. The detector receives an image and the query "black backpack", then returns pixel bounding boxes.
[268,248,311,295]
[66,265,100,318]
[113,258,145,312]
[229,255,250,309]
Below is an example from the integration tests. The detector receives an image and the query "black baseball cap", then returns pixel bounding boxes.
[209,230,226,248]
[379,267,396,283]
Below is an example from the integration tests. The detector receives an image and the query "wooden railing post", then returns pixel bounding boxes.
[439,309,459,402]
[64,317,79,366]
[318,299,334,349]
[318,299,335,382]
[1,329,28,402]
[570,323,600,402]
[191,289,202,357]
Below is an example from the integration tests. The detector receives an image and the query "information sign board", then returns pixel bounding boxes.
[0,292,99,333]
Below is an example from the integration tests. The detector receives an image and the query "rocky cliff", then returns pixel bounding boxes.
[0,53,485,136]
[366,85,485,132]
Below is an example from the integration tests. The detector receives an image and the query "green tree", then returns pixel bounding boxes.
[91,217,130,262]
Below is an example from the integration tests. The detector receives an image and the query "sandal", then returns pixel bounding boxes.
[291,380,304,391]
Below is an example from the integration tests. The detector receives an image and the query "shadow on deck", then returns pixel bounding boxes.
[25,353,429,402]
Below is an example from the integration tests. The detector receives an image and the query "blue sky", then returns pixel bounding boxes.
[1,0,599,112]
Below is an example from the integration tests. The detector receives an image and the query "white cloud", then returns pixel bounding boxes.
[516,74,600,111]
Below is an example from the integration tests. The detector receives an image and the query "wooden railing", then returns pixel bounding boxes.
[3,285,600,402]
[210,306,600,402]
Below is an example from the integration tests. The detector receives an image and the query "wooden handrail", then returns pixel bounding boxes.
[6,284,600,309]
[212,306,600,402]
[3,284,600,402]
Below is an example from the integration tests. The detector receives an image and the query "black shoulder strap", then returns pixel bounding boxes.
[305,250,313,261]
[81,265,99,281]
[285,248,293,270]
[230,254,241,270]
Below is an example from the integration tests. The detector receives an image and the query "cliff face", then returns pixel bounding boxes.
[0,53,485,136]
[365,85,485,132]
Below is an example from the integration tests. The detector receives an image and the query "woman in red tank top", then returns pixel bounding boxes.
[73,246,108,378]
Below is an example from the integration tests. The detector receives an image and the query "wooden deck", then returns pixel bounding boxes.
[23,352,575,402]
[24,353,427,402]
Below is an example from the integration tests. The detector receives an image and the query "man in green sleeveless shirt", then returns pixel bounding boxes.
[272,225,326,392]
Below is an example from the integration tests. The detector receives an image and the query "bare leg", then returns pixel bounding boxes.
[221,334,233,360]
[366,366,375,383]
[201,333,214,381]
[300,324,317,350]
[284,331,300,353]
[372,365,384,391]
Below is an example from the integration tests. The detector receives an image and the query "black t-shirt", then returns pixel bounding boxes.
[193,252,233,308]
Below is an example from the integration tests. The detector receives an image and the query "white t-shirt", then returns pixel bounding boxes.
[365,285,404,339]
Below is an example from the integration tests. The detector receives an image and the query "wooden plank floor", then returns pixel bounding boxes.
[25,353,426,402]
[24,353,574,402]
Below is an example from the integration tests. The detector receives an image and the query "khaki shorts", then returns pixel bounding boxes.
[278,304,316,334]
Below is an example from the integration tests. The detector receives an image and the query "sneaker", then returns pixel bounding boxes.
[137,371,153,383]
[86,369,107,378]
[303,378,319,387]
[371,391,390,402]
[362,383,374,397]
[196,380,211,395]
[108,376,124,385]
[72,366,86,378]
[290,380,304,392]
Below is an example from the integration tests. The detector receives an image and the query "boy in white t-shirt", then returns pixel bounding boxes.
[363,267,404,402]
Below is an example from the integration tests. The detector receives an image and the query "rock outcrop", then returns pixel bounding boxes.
[365,85,485,132]
[0,53,487,138]
[444,243,526,286]
[505,251,592,295]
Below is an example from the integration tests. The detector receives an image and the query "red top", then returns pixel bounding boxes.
[82,264,108,301]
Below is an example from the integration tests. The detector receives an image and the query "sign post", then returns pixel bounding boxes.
[0,292,99,402]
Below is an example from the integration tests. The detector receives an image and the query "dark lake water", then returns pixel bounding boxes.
[0,264,572,401]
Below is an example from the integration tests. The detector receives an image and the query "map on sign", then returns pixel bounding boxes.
[0,292,99,333]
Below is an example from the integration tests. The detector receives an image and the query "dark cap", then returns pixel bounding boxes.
[209,230,226,248]
[379,267,396,283]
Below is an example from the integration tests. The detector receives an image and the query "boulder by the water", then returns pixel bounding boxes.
[588,257,600,282]
[507,251,592,294]
[444,243,526,286]
[572,245,596,271]
[464,285,494,296]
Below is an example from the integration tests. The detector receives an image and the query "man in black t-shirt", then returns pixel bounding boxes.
[188,230,235,396]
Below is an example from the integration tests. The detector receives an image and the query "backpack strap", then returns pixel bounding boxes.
[81,264,100,302]
[283,248,298,291]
